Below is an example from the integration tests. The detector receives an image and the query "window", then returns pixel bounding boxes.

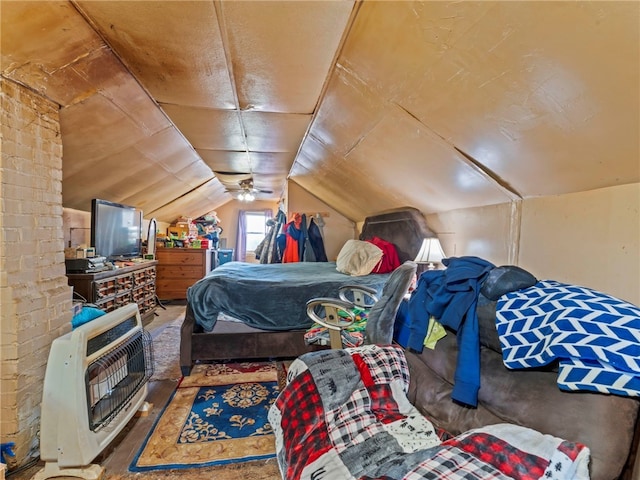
[244,211,269,252]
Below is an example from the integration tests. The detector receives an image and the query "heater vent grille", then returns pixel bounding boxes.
[85,329,154,432]
[86,317,138,356]
[38,304,151,474]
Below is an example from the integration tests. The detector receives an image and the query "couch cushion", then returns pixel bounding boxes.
[477,295,502,353]
[405,339,640,480]
[480,265,537,301]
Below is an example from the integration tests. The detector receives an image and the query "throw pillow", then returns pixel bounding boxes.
[336,239,383,276]
[365,236,401,273]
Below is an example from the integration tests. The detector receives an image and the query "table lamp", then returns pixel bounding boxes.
[414,237,446,270]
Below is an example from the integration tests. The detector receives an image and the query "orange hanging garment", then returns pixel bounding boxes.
[282,213,302,263]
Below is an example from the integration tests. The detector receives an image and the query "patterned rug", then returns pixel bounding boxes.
[130,361,281,472]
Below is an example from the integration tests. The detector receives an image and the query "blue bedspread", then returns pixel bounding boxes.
[186,261,391,332]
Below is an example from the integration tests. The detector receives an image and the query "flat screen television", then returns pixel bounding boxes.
[90,199,142,260]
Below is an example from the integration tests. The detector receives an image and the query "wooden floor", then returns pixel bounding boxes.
[12,299,282,479]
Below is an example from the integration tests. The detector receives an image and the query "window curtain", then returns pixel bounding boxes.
[235,209,273,262]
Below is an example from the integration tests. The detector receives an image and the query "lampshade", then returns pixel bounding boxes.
[414,238,446,269]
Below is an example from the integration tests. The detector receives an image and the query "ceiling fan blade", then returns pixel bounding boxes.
[215,172,252,183]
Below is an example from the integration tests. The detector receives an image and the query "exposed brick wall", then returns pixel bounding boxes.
[0,78,71,465]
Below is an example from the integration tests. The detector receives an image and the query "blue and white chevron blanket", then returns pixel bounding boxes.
[496,280,640,397]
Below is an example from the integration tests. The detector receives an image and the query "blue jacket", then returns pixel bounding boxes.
[408,256,494,407]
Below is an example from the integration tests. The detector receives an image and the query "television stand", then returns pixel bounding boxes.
[66,261,158,323]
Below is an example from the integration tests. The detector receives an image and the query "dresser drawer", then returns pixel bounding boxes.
[155,278,200,299]
[157,265,204,280]
[156,250,205,266]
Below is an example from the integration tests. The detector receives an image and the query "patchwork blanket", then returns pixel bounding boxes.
[268,345,590,480]
[497,280,640,397]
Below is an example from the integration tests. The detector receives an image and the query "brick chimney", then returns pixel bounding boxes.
[0,78,72,466]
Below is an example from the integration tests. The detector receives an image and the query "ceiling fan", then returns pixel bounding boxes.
[225,178,273,202]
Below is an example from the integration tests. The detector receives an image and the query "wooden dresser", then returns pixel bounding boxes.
[156,247,213,300]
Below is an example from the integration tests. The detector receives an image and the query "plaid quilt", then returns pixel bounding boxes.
[268,345,590,480]
[497,280,640,396]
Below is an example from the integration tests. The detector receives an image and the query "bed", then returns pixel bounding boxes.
[180,207,435,375]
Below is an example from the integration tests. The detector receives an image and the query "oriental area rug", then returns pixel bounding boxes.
[130,361,281,472]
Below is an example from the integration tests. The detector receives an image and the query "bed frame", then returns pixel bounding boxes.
[180,207,434,375]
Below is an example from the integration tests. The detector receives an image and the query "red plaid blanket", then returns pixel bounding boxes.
[268,345,591,480]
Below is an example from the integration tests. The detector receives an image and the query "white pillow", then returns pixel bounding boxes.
[336,239,383,276]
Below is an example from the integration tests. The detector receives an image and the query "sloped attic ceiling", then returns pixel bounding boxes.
[1,1,638,224]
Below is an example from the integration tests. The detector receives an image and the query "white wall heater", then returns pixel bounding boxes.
[35,303,153,480]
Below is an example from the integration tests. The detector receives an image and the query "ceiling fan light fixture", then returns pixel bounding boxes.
[236,189,255,202]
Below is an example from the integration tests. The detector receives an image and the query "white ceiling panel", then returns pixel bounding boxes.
[220,0,355,113]
[75,0,236,109]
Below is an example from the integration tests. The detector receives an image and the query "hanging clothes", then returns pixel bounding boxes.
[314,213,325,237]
[255,209,286,264]
[282,213,302,263]
[275,231,286,263]
[308,218,328,262]
[254,220,274,262]
[301,214,316,262]
[280,212,328,263]
[298,214,307,261]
